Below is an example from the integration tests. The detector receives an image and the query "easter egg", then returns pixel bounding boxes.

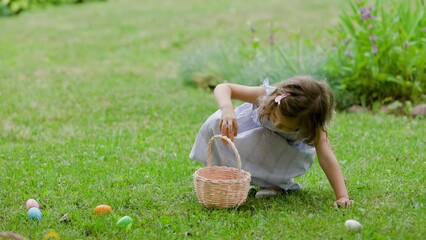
[221,130,234,144]
[93,204,112,215]
[345,219,362,232]
[26,199,40,210]
[43,230,60,240]
[28,207,42,221]
[116,216,133,230]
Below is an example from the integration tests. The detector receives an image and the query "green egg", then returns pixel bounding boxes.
[116,216,133,230]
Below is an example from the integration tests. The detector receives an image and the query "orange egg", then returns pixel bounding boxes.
[93,204,112,215]
[221,128,234,144]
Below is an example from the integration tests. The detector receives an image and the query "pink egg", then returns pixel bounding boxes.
[26,199,40,210]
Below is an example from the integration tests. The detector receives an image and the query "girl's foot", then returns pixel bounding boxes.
[255,187,283,199]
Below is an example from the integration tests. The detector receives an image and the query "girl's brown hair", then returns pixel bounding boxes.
[258,76,335,146]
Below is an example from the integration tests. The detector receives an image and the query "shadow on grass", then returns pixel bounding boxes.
[244,188,331,210]
[188,187,333,213]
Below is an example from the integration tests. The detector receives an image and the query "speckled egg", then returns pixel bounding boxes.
[26,199,40,210]
[28,207,42,221]
[93,204,112,215]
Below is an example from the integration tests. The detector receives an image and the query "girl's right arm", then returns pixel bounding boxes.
[315,130,354,207]
[213,83,265,140]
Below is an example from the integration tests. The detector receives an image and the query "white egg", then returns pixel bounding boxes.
[345,220,362,231]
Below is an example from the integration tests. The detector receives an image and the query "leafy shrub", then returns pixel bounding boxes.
[179,23,326,89]
[0,0,29,15]
[324,0,426,109]
[179,41,245,89]
[0,0,105,16]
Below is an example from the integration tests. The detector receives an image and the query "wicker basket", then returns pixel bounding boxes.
[193,135,251,209]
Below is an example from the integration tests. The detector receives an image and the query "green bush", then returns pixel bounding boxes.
[179,23,326,89]
[1,0,29,15]
[0,0,105,16]
[324,0,426,109]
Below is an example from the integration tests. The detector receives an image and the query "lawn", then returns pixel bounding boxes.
[0,0,425,239]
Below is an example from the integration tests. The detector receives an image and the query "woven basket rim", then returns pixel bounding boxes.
[193,166,251,183]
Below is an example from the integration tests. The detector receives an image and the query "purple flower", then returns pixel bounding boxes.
[360,7,373,21]
[372,45,378,54]
[422,27,426,31]
[404,41,409,48]
[370,35,377,42]
[368,24,374,29]
[362,11,372,20]
[344,38,350,45]
[345,51,353,57]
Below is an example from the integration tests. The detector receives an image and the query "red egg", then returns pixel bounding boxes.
[93,204,112,215]
[26,199,40,210]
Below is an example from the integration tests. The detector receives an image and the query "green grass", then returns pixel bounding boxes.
[0,0,425,239]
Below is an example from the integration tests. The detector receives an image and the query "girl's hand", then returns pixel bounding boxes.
[333,197,354,208]
[219,107,238,142]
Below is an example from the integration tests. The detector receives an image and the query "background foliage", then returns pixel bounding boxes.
[179,0,426,110]
[0,0,104,16]
[325,0,426,109]
[179,29,327,89]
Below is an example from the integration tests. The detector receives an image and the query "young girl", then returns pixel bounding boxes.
[189,76,354,207]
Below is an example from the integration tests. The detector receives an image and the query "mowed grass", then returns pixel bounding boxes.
[0,0,425,239]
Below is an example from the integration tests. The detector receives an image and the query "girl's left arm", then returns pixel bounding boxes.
[315,130,354,207]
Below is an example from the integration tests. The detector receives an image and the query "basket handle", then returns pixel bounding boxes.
[207,135,242,180]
